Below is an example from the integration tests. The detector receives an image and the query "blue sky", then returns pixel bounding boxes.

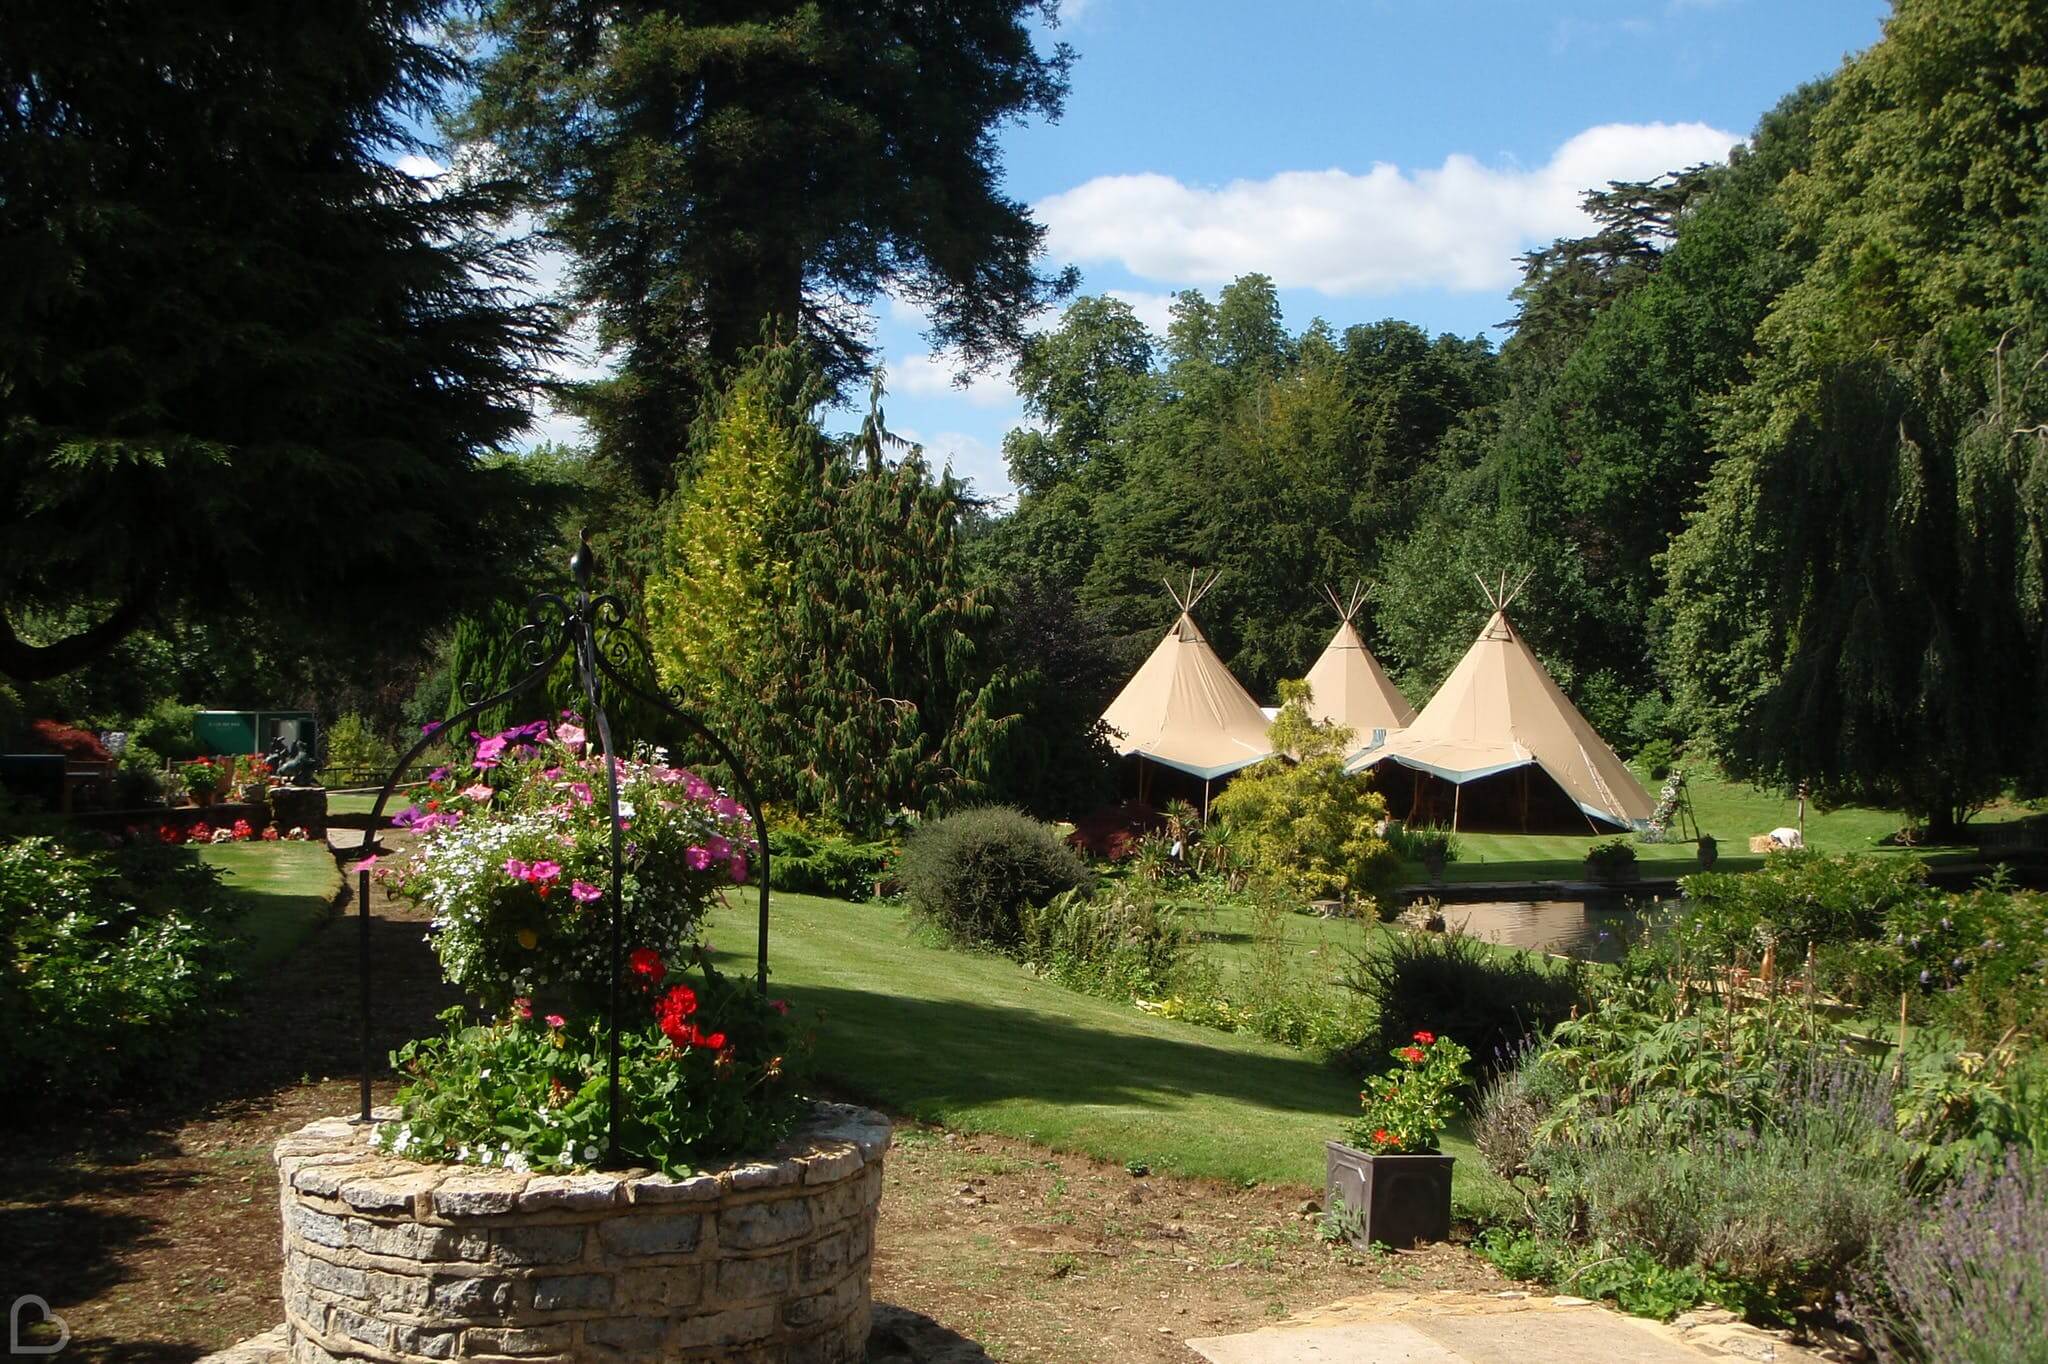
[526,0,1892,500]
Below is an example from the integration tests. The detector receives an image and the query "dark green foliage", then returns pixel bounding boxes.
[0,1,564,682]
[1676,851,1932,965]
[1660,2,2048,830]
[766,828,895,903]
[1340,929,1590,1080]
[0,837,237,1106]
[898,807,1093,951]
[456,0,1076,495]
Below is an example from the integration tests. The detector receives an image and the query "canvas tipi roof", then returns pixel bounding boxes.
[1348,573,1653,829]
[1100,574,1276,781]
[1303,584,1415,747]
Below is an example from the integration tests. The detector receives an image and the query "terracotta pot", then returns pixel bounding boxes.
[1324,1141,1454,1249]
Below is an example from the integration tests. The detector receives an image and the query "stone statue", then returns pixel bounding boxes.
[276,739,320,785]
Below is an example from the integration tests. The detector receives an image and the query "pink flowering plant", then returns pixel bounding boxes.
[1349,1032,1471,1154]
[381,716,758,1014]
[371,714,809,1174]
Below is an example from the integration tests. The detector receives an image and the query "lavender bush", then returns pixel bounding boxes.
[1851,1149,2048,1363]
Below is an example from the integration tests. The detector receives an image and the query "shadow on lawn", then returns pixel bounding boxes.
[790,983,1358,1118]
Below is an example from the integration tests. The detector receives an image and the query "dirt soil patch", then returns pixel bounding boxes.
[0,856,1517,1363]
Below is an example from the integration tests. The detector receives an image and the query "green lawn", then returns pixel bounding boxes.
[701,891,1499,1207]
[1402,768,2032,886]
[199,841,340,971]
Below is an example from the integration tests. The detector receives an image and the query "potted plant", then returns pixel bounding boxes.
[1583,837,1638,881]
[179,756,220,807]
[237,753,272,806]
[1696,833,1718,870]
[1325,1032,1470,1248]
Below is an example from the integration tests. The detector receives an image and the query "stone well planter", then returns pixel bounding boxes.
[275,1103,889,1364]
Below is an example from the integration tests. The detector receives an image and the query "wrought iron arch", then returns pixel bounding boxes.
[349,532,771,1168]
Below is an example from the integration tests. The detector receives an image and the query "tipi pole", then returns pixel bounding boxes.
[1203,778,1211,822]
[1452,781,1462,833]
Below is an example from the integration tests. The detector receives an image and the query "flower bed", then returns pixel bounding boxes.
[276,1103,888,1363]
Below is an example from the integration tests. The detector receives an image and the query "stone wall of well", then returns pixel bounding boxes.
[273,1103,888,1364]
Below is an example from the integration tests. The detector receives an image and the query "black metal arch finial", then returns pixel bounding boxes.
[348,545,772,1169]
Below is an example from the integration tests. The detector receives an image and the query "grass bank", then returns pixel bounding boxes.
[200,841,340,972]
[702,891,1499,1209]
[1398,769,2036,886]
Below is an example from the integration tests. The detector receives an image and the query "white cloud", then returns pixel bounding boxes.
[395,152,447,179]
[888,349,1017,408]
[897,427,1013,504]
[1103,289,1179,337]
[1035,121,1740,297]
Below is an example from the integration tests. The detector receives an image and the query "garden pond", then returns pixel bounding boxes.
[1439,896,1670,964]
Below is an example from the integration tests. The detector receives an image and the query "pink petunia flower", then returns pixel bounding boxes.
[712,796,742,821]
[556,723,587,749]
[686,845,712,872]
[730,853,749,885]
[569,782,592,805]
[461,783,495,801]
[544,1014,565,1029]
[503,857,530,880]
[527,860,562,883]
[570,880,603,903]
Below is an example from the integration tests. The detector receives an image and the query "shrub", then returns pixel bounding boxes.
[1340,928,1590,1081]
[1385,822,1459,867]
[0,836,237,1103]
[1676,851,1932,965]
[1484,1001,1914,1324]
[1583,838,1637,875]
[1018,884,1190,1000]
[1633,738,1677,781]
[1209,682,1400,905]
[1849,879,2048,1047]
[898,806,1092,950]
[321,711,395,781]
[131,699,203,762]
[767,826,895,901]
[1849,1149,2048,1363]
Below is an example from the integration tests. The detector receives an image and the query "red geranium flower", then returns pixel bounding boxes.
[1413,1030,1436,1045]
[1399,1046,1426,1064]
[512,997,533,1021]
[1373,1128,1394,1147]
[628,947,664,980]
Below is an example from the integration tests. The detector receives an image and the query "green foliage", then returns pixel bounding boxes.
[1384,824,1459,867]
[455,0,1075,495]
[1583,839,1637,874]
[1659,1,2048,830]
[898,806,1093,951]
[1209,685,1398,905]
[0,2,563,683]
[381,960,806,1177]
[131,700,203,763]
[648,348,1014,834]
[1351,1032,1471,1154]
[1676,851,1932,965]
[1017,884,1191,1002]
[0,837,236,1104]
[646,366,813,711]
[1480,999,1916,1324]
[1340,929,1590,1081]
[766,827,895,903]
[321,713,397,782]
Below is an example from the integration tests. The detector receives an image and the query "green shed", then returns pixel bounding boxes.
[194,710,318,757]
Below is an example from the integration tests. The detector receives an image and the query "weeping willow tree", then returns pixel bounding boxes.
[1660,0,2048,833]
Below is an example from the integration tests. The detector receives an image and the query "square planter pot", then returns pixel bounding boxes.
[1324,1141,1454,1249]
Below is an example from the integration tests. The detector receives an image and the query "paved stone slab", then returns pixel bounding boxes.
[1187,1322,1468,1363]
[1188,1301,1809,1364]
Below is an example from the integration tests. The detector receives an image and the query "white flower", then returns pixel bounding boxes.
[582,1144,598,1162]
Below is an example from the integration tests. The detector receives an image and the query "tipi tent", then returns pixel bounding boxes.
[1302,583,1415,751]
[1348,573,1653,832]
[1100,574,1275,783]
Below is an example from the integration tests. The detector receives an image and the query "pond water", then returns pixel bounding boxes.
[1436,897,1674,964]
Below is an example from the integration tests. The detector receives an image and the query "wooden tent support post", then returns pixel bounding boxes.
[1452,781,1462,833]
[1203,778,1211,822]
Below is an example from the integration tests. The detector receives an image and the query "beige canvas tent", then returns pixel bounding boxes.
[1303,583,1415,752]
[1100,573,1275,784]
[1348,573,1653,831]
